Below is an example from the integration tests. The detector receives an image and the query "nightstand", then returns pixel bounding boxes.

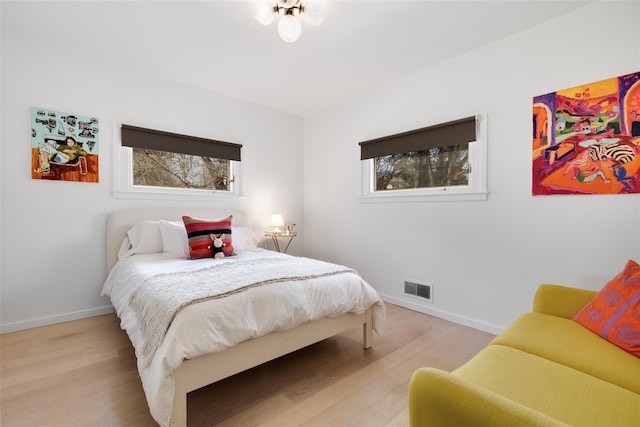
[264,231,297,253]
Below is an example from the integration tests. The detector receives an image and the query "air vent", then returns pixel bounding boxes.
[404,279,433,303]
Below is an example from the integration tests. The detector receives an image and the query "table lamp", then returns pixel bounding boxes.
[270,213,285,234]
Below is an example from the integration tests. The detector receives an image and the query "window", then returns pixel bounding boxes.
[113,124,243,200]
[359,115,487,202]
[132,148,232,191]
[374,144,469,191]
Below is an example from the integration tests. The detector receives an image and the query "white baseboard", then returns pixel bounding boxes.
[1,297,504,336]
[1,306,115,334]
[379,293,504,336]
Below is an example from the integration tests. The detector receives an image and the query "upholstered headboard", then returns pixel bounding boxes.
[106,208,249,272]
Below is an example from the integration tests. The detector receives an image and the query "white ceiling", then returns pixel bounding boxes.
[2,0,593,117]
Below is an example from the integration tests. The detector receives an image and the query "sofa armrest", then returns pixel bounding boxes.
[409,368,570,427]
[532,284,597,319]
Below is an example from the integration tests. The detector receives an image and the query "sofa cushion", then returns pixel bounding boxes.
[573,259,640,357]
[491,312,640,394]
[454,345,640,427]
[409,368,570,427]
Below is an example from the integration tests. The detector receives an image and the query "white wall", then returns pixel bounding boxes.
[0,29,305,332]
[303,1,640,333]
[3,1,639,336]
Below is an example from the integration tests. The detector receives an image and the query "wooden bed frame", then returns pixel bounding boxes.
[106,208,373,427]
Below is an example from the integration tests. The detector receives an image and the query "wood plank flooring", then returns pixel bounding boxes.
[0,303,495,426]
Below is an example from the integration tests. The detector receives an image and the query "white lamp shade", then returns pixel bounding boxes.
[270,214,285,227]
[278,15,302,42]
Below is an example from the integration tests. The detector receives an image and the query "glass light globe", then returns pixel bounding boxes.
[303,1,325,26]
[276,0,300,8]
[255,3,275,26]
[278,15,302,42]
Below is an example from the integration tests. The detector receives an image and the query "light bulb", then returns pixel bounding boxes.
[278,15,302,42]
[255,3,275,26]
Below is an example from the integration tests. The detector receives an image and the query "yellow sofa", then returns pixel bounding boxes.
[409,284,640,427]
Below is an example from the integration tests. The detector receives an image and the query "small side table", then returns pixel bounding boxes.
[264,231,297,253]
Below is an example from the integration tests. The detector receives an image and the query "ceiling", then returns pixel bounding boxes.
[2,0,592,117]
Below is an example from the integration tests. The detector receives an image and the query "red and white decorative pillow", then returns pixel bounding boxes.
[182,215,235,260]
[573,259,640,357]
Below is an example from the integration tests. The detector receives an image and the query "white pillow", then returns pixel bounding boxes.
[159,220,189,258]
[120,220,163,258]
[116,236,133,260]
[232,226,259,251]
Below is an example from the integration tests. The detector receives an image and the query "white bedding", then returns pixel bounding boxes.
[101,247,385,427]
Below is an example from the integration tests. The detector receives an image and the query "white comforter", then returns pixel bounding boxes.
[101,248,385,427]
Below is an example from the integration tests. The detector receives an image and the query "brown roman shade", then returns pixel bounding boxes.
[359,116,476,160]
[121,124,242,161]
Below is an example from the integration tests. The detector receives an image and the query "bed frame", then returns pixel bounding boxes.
[106,208,373,427]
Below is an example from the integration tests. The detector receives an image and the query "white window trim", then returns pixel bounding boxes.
[358,114,488,203]
[112,124,246,201]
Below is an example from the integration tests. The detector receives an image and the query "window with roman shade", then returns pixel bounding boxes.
[358,115,487,202]
[114,124,244,200]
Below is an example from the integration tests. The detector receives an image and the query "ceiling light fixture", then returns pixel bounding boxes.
[255,0,324,43]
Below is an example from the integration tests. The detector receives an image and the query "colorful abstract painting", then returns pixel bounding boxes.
[532,71,640,195]
[31,107,99,182]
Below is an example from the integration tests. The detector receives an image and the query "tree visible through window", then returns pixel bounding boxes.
[132,148,231,191]
[375,144,469,191]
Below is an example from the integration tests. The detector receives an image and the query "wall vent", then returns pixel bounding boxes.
[404,280,433,303]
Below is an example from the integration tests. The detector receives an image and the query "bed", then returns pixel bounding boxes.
[102,208,385,427]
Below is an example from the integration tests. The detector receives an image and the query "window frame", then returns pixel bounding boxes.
[112,124,245,201]
[359,114,488,203]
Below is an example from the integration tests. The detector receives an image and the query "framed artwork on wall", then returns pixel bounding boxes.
[532,71,640,195]
[31,107,99,183]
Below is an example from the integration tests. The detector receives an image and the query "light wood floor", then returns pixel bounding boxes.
[1,303,495,427]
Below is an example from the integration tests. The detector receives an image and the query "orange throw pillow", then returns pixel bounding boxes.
[182,215,235,260]
[573,259,640,357]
